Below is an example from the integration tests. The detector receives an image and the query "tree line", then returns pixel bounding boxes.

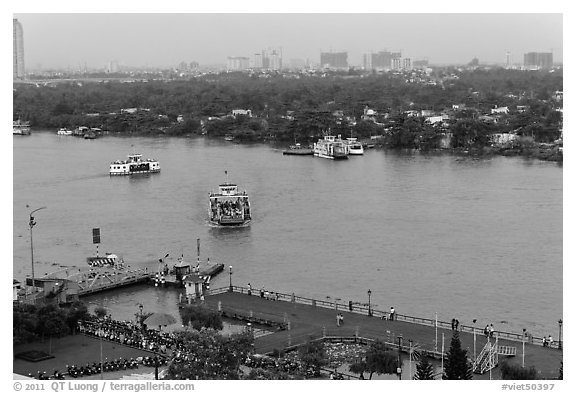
[13,68,562,148]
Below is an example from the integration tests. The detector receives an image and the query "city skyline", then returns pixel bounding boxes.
[12,13,563,71]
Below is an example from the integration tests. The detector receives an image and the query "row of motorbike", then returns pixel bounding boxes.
[66,358,140,378]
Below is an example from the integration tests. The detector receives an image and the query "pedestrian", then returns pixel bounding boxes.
[336,313,341,327]
[547,335,553,347]
[260,287,264,298]
[489,324,495,338]
[484,325,490,337]
[542,337,547,347]
[455,319,460,331]
[451,318,456,330]
[247,283,252,296]
[340,313,344,325]
[390,306,395,321]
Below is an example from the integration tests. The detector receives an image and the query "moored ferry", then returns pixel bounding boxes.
[313,135,349,160]
[109,153,161,176]
[13,120,31,135]
[209,171,251,226]
[345,138,364,155]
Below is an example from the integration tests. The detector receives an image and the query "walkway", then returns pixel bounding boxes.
[203,289,562,380]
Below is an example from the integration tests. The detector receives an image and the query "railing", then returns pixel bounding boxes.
[206,286,562,349]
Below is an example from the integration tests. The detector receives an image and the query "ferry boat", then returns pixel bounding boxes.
[345,138,364,155]
[282,143,314,156]
[13,120,31,135]
[209,171,251,226]
[313,135,349,160]
[109,153,161,176]
[57,128,73,135]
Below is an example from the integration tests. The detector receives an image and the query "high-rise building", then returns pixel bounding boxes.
[523,52,553,70]
[13,18,25,79]
[253,53,263,68]
[403,58,412,70]
[363,51,401,70]
[268,49,282,70]
[227,57,250,71]
[320,52,348,69]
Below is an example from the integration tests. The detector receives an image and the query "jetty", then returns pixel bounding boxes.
[200,286,562,380]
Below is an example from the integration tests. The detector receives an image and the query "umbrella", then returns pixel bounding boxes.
[144,312,177,330]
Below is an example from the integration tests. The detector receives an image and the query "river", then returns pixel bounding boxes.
[12,132,563,338]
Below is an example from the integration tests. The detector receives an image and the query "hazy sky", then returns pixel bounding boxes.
[13,12,563,69]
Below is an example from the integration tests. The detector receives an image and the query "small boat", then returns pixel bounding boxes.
[13,120,31,135]
[209,171,251,226]
[224,134,234,141]
[110,153,161,176]
[283,143,313,156]
[345,138,364,155]
[313,134,349,160]
[57,128,73,135]
[83,130,97,139]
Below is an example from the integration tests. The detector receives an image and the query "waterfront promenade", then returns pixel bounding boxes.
[203,287,562,380]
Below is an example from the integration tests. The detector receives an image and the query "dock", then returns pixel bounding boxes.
[201,286,563,379]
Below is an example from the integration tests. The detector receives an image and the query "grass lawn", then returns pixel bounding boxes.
[13,334,156,378]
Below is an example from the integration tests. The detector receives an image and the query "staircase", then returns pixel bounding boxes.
[473,339,499,374]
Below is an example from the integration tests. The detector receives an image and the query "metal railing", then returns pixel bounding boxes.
[207,285,562,350]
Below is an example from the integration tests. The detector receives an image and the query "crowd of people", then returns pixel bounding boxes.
[78,317,176,354]
[211,199,246,219]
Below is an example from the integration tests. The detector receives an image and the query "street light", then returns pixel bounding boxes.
[29,206,47,300]
[367,289,372,316]
[229,265,233,292]
[558,319,563,350]
[522,328,526,368]
[472,319,477,361]
[397,335,403,380]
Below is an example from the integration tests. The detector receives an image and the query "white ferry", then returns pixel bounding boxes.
[13,120,31,135]
[313,135,349,160]
[209,171,251,226]
[109,154,161,176]
[57,128,73,135]
[345,138,364,155]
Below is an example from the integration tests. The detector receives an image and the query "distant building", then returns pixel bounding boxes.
[403,58,412,70]
[227,56,250,71]
[253,53,263,68]
[391,57,402,71]
[363,51,401,70]
[13,19,25,79]
[523,52,553,70]
[320,52,348,69]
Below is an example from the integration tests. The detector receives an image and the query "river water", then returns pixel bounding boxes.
[12,132,563,337]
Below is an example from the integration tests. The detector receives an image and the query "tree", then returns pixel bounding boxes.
[365,339,398,379]
[298,339,328,374]
[443,331,473,380]
[36,304,70,338]
[179,304,223,331]
[165,329,254,379]
[500,361,538,380]
[348,359,368,379]
[414,355,436,380]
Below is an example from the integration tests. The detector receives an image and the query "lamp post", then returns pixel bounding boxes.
[29,206,47,300]
[367,289,372,316]
[558,319,563,350]
[408,339,413,380]
[229,265,233,292]
[522,328,526,367]
[472,319,477,361]
[397,335,403,380]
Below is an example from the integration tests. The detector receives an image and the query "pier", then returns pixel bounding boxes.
[201,286,562,379]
